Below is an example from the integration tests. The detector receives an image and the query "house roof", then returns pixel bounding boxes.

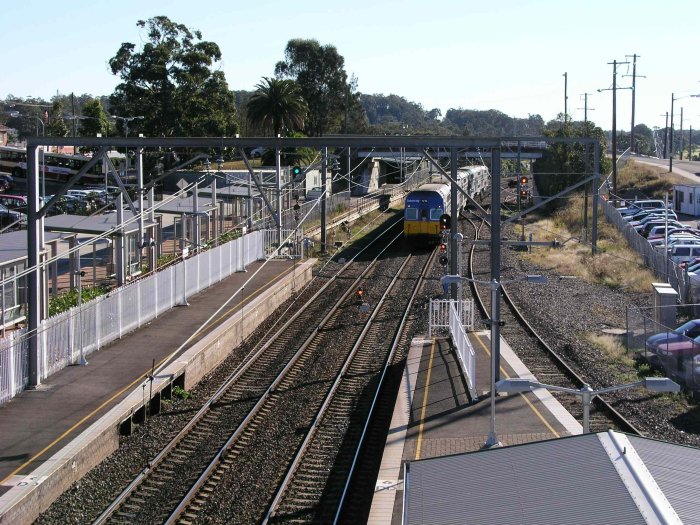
[405,430,697,525]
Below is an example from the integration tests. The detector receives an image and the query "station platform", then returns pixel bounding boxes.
[0,257,312,509]
[368,331,582,524]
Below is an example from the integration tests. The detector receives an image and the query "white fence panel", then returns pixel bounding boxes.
[0,229,266,405]
[429,299,474,336]
[450,302,476,398]
[120,282,140,334]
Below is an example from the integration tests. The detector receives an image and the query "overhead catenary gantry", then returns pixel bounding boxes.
[23,135,601,387]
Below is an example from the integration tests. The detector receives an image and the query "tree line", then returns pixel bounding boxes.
[2,14,665,162]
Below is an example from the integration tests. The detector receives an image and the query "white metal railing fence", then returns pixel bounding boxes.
[0,230,264,405]
[449,301,476,398]
[428,299,474,336]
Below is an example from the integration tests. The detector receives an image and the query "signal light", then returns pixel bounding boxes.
[439,242,447,252]
[439,255,449,267]
[519,175,528,186]
[291,166,302,177]
[439,213,451,231]
[356,287,365,299]
[519,188,528,199]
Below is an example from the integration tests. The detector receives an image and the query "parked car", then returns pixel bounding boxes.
[0,174,14,192]
[647,333,700,367]
[249,147,265,158]
[629,213,677,229]
[625,209,677,223]
[305,187,324,200]
[618,200,668,216]
[640,220,684,238]
[0,194,27,213]
[647,319,700,354]
[670,244,700,265]
[0,202,26,229]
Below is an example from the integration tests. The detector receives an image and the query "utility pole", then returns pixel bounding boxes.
[578,93,595,126]
[563,72,568,127]
[599,59,630,197]
[680,107,684,160]
[624,54,644,155]
[670,94,675,172]
[662,112,669,159]
[690,126,693,161]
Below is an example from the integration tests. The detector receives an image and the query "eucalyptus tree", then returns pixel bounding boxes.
[108,16,238,138]
[246,77,308,136]
[275,39,348,136]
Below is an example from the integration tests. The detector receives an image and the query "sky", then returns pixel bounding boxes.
[3,0,700,133]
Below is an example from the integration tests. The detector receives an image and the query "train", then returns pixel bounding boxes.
[403,165,490,244]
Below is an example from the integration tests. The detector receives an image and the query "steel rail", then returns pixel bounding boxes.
[163,229,405,524]
[331,247,438,524]
[262,252,417,523]
[464,213,642,435]
[92,218,403,525]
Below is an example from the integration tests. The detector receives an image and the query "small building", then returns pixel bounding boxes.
[673,183,700,216]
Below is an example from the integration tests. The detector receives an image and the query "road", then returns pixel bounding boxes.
[632,156,700,182]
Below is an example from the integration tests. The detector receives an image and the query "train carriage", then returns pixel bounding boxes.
[403,166,490,244]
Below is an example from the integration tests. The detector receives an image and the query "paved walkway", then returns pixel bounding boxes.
[0,258,302,494]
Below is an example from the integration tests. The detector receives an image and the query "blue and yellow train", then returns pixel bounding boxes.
[403,166,490,244]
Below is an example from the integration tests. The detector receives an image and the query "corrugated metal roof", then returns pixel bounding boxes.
[0,230,66,265]
[629,435,700,525]
[405,433,646,525]
[44,212,157,235]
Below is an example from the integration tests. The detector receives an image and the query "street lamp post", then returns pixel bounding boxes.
[496,377,679,433]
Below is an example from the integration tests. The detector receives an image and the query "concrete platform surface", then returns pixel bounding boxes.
[368,332,581,525]
[0,258,306,491]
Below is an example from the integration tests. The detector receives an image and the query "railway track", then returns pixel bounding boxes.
[263,249,433,524]
[462,210,641,435]
[93,217,432,524]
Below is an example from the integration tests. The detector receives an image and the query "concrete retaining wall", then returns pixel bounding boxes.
[0,259,315,525]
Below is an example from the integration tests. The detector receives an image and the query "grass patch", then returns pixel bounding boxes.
[172,385,191,400]
[617,160,688,198]
[520,207,655,292]
[584,333,638,382]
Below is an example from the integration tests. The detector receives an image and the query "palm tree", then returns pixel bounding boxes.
[246,77,308,136]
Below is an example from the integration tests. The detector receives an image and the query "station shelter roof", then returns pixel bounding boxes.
[44,212,157,236]
[0,231,66,266]
[405,430,700,525]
